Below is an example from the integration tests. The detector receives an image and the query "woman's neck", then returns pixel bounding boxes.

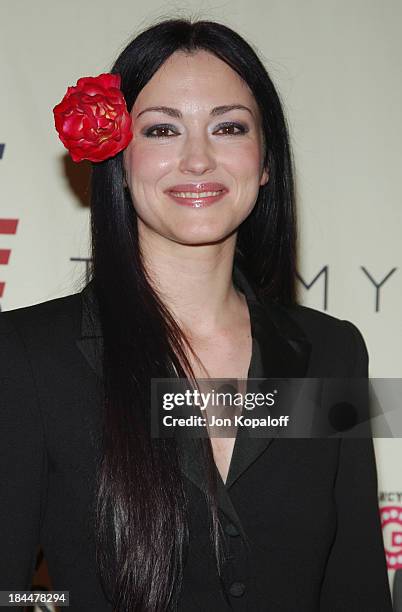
[139,228,243,336]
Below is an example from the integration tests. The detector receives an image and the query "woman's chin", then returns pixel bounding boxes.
[168,226,234,247]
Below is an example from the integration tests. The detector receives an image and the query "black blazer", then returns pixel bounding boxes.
[0,267,392,611]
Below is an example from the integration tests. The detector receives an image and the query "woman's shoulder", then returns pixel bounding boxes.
[262,298,369,376]
[0,289,88,420]
[0,287,83,346]
[279,301,365,341]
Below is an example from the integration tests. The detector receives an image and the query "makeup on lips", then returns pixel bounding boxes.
[165,182,228,208]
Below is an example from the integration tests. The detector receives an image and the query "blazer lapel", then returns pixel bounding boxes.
[225,266,312,489]
[75,280,103,379]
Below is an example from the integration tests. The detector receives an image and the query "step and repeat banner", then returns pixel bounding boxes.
[1,0,401,608]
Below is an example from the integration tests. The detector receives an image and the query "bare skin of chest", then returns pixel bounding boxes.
[185,318,252,484]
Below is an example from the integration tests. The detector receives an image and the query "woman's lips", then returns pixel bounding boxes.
[166,185,228,208]
[167,190,227,208]
[168,182,226,192]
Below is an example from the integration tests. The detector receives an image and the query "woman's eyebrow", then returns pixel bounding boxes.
[135,104,253,119]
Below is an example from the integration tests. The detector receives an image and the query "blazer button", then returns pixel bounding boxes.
[224,522,240,537]
[229,582,246,597]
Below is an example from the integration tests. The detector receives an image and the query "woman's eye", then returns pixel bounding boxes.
[144,125,178,138]
[214,122,248,135]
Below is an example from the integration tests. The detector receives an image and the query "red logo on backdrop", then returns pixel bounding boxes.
[0,218,19,300]
[381,505,402,569]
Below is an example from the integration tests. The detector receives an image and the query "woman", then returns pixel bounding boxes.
[0,18,392,612]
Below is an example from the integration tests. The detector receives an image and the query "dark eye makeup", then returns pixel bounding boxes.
[142,121,249,138]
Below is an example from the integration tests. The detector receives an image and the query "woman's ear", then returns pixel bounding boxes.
[123,169,128,189]
[260,166,269,187]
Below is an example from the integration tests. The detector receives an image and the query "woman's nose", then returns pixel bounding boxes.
[178,133,216,174]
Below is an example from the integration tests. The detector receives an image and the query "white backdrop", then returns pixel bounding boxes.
[1,0,401,604]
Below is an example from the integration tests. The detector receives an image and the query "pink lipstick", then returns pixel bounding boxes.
[165,182,228,209]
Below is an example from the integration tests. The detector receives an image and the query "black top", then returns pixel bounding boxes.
[0,266,392,611]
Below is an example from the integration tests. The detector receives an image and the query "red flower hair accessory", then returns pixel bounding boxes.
[53,73,133,162]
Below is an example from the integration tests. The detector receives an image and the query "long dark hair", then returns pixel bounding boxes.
[90,17,297,611]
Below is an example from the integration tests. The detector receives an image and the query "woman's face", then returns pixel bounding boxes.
[123,50,269,247]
